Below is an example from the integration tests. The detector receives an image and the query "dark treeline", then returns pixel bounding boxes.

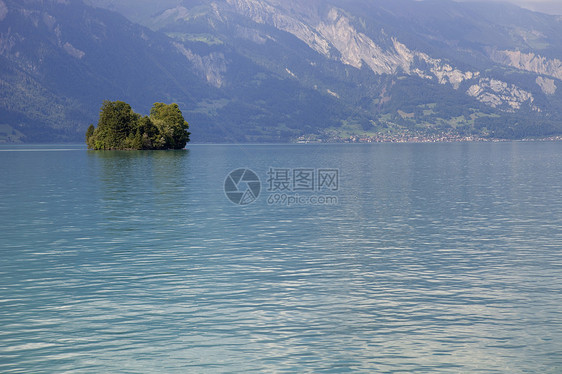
[86,101,190,150]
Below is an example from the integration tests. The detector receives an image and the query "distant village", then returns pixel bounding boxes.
[295,133,562,144]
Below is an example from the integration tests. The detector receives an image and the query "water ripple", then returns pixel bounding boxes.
[0,143,561,372]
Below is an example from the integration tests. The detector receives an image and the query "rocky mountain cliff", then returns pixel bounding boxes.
[2,0,562,142]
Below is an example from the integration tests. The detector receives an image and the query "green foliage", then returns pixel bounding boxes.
[150,103,191,149]
[86,101,190,150]
[91,101,139,149]
[474,115,562,139]
[85,124,95,148]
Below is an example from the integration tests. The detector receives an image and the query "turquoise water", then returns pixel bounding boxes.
[0,142,561,373]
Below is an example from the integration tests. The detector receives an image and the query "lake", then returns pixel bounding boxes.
[1,142,561,373]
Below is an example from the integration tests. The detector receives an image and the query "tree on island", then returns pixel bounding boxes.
[86,100,190,150]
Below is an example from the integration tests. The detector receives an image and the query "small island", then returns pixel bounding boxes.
[86,101,190,150]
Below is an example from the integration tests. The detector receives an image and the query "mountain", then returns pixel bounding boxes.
[0,0,215,142]
[1,0,562,143]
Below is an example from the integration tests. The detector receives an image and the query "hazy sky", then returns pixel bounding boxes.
[458,0,562,14]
